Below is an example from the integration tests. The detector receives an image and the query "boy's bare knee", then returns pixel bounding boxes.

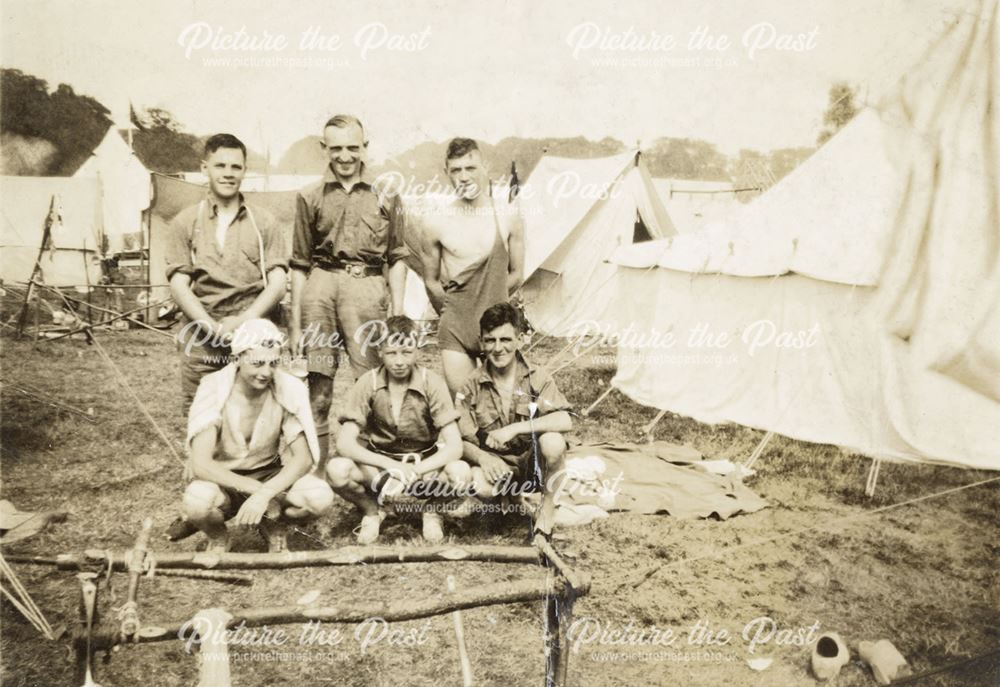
[538,432,567,459]
[289,474,334,515]
[182,480,223,520]
[443,460,472,486]
[326,457,359,488]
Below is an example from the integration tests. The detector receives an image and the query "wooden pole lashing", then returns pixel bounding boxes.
[82,577,562,650]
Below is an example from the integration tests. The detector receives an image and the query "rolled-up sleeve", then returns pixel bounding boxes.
[426,371,460,430]
[338,372,374,428]
[386,193,409,266]
[291,191,316,271]
[255,208,289,274]
[163,208,195,282]
[455,381,481,443]
[534,370,572,415]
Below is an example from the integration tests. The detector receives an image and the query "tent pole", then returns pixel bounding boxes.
[640,409,668,441]
[16,195,57,337]
[865,459,882,498]
[582,384,616,417]
[143,204,152,323]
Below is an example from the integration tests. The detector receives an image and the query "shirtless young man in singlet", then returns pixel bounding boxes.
[419,138,524,395]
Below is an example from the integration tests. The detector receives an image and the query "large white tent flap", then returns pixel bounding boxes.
[876,0,1000,402]
[603,0,1000,471]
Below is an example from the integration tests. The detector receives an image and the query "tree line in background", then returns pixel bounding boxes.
[1,67,857,189]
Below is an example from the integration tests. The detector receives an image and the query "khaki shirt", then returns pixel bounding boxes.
[291,169,408,271]
[340,366,459,453]
[164,196,288,318]
[456,352,572,455]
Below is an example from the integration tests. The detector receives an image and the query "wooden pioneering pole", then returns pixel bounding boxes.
[64,523,591,687]
[15,195,58,337]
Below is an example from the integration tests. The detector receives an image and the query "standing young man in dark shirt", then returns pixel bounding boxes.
[289,115,408,462]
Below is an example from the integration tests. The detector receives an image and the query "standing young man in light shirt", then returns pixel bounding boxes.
[164,134,288,414]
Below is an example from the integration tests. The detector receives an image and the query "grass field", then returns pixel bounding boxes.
[1,326,998,686]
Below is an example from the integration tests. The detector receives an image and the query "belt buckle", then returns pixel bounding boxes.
[347,264,364,278]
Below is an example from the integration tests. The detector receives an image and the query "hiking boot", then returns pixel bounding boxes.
[356,511,386,545]
[422,512,444,543]
[166,517,199,542]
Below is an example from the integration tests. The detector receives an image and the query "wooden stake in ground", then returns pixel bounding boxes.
[446,576,474,686]
[75,572,102,687]
[120,518,153,641]
[193,608,233,687]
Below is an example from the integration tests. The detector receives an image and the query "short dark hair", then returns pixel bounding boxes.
[480,302,524,335]
[324,114,365,139]
[445,138,479,162]
[204,133,246,160]
[382,315,419,348]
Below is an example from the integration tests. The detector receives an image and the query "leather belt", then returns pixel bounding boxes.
[369,442,440,462]
[316,259,382,277]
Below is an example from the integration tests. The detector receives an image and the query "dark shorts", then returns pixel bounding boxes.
[488,443,543,492]
[358,444,445,496]
[437,308,478,355]
[218,458,282,518]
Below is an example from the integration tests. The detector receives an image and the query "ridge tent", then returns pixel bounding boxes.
[0,176,104,287]
[602,0,1000,471]
[518,152,676,336]
[74,127,151,255]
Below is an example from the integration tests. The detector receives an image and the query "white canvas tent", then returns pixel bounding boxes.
[518,152,676,335]
[601,0,1000,471]
[74,128,151,254]
[0,176,104,287]
[652,178,741,235]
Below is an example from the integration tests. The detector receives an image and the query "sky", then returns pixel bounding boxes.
[1,0,967,163]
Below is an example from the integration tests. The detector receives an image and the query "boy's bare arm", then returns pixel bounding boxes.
[335,422,404,472]
[414,423,462,474]
[188,429,263,495]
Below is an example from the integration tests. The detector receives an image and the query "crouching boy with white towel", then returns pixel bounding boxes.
[181,319,334,552]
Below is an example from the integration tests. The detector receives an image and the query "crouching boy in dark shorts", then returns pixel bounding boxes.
[182,319,334,553]
[326,316,468,544]
[457,302,573,537]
